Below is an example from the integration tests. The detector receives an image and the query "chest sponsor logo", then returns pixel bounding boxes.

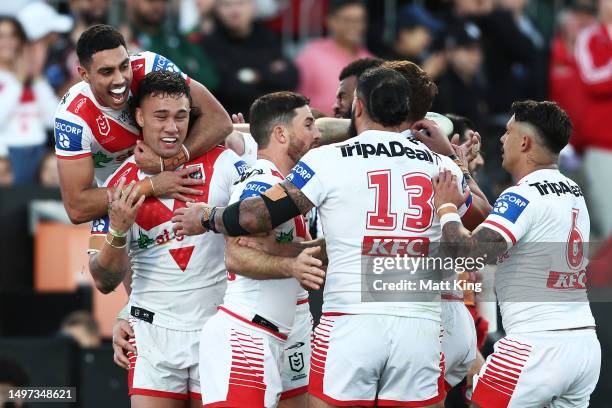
[287,161,315,189]
[54,119,83,151]
[546,270,587,289]
[492,192,529,223]
[362,236,430,257]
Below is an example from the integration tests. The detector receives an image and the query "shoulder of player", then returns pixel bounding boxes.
[103,155,138,188]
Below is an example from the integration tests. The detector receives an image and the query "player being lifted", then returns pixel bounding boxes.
[432,100,601,408]
[54,24,232,224]
[173,67,476,407]
[88,71,246,407]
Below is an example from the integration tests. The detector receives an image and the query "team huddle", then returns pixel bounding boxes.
[54,24,601,408]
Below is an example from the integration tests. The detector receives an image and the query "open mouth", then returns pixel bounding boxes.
[109,85,128,105]
[161,137,178,148]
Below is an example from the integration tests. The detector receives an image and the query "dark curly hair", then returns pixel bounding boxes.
[339,57,384,81]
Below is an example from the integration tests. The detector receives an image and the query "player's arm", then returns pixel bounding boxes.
[433,170,507,261]
[225,236,325,290]
[236,235,328,264]
[88,180,145,294]
[172,179,314,237]
[57,156,110,224]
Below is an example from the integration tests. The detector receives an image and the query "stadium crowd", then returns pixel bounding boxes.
[0,0,611,407]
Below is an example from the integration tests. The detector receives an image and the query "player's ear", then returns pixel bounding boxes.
[135,107,144,128]
[77,65,89,84]
[272,125,287,144]
[354,97,364,118]
[521,133,531,152]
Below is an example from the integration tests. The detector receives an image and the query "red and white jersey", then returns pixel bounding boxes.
[54,51,188,186]
[286,130,469,320]
[90,147,248,330]
[240,132,258,166]
[481,169,595,333]
[223,159,308,336]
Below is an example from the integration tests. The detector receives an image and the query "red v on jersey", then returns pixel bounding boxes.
[169,246,195,272]
[67,94,139,153]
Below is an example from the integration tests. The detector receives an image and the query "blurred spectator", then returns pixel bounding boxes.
[499,0,548,103]
[126,0,219,91]
[0,358,29,408]
[574,0,612,237]
[187,0,216,36]
[334,57,383,118]
[549,0,597,160]
[382,4,447,81]
[199,0,299,119]
[432,22,488,134]
[0,16,58,184]
[37,151,60,187]
[46,0,110,95]
[295,0,371,116]
[0,156,14,186]
[59,310,102,348]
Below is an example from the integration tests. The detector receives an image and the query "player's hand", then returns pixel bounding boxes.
[410,119,455,156]
[172,202,208,236]
[134,140,163,174]
[452,131,481,168]
[231,113,246,124]
[236,234,286,255]
[433,169,469,210]
[290,247,326,291]
[112,318,136,370]
[150,167,204,202]
[108,178,146,233]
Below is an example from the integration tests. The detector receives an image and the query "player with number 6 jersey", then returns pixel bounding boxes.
[433,100,600,408]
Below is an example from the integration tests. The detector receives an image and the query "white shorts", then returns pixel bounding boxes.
[472,329,601,408]
[199,307,286,408]
[441,300,477,389]
[128,317,201,400]
[310,313,445,407]
[280,301,312,400]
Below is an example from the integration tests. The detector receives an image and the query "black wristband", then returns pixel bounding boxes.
[201,206,217,232]
[448,154,458,160]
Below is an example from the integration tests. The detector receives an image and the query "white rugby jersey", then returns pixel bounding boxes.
[481,169,595,333]
[240,132,258,166]
[285,130,470,320]
[223,159,308,336]
[90,147,248,330]
[54,51,187,186]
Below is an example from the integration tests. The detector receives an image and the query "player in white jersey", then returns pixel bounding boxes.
[88,72,246,407]
[54,24,231,224]
[173,67,480,407]
[183,92,319,408]
[432,100,600,408]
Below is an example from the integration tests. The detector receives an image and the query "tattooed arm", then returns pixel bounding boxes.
[89,250,131,294]
[442,223,507,262]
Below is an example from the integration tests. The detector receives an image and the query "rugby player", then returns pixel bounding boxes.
[88,71,245,407]
[196,92,320,408]
[54,24,232,224]
[173,67,474,407]
[432,100,600,407]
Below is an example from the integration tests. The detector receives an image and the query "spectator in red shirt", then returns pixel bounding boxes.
[574,0,612,237]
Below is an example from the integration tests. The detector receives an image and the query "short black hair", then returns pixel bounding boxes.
[250,92,310,148]
[383,60,437,122]
[328,0,365,16]
[511,100,572,154]
[339,57,384,81]
[445,113,475,142]
[131,71,191,109]
[356,67,410,127]
[76,24,127,68]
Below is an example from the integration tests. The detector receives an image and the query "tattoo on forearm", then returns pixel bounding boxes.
[442,222,507,261]
[91,255,125,293]
[282,180,314,215]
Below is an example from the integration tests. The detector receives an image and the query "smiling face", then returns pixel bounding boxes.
[79,45,132,111]
[136,93,190,158]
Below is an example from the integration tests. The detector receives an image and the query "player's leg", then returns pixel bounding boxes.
[377,316,445,408]
[128,319,191,406]
[308,314,382,407]
[279,304,312,408]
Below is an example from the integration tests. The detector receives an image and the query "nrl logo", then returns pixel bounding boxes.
[97,115,110,136]
[288,352,304,372]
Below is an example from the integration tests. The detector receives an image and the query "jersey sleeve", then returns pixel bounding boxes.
[217,149,250,200]
[480,185,535,247]
[53,110,93,160]
[88,215,110,254]
[285,148,327,207]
